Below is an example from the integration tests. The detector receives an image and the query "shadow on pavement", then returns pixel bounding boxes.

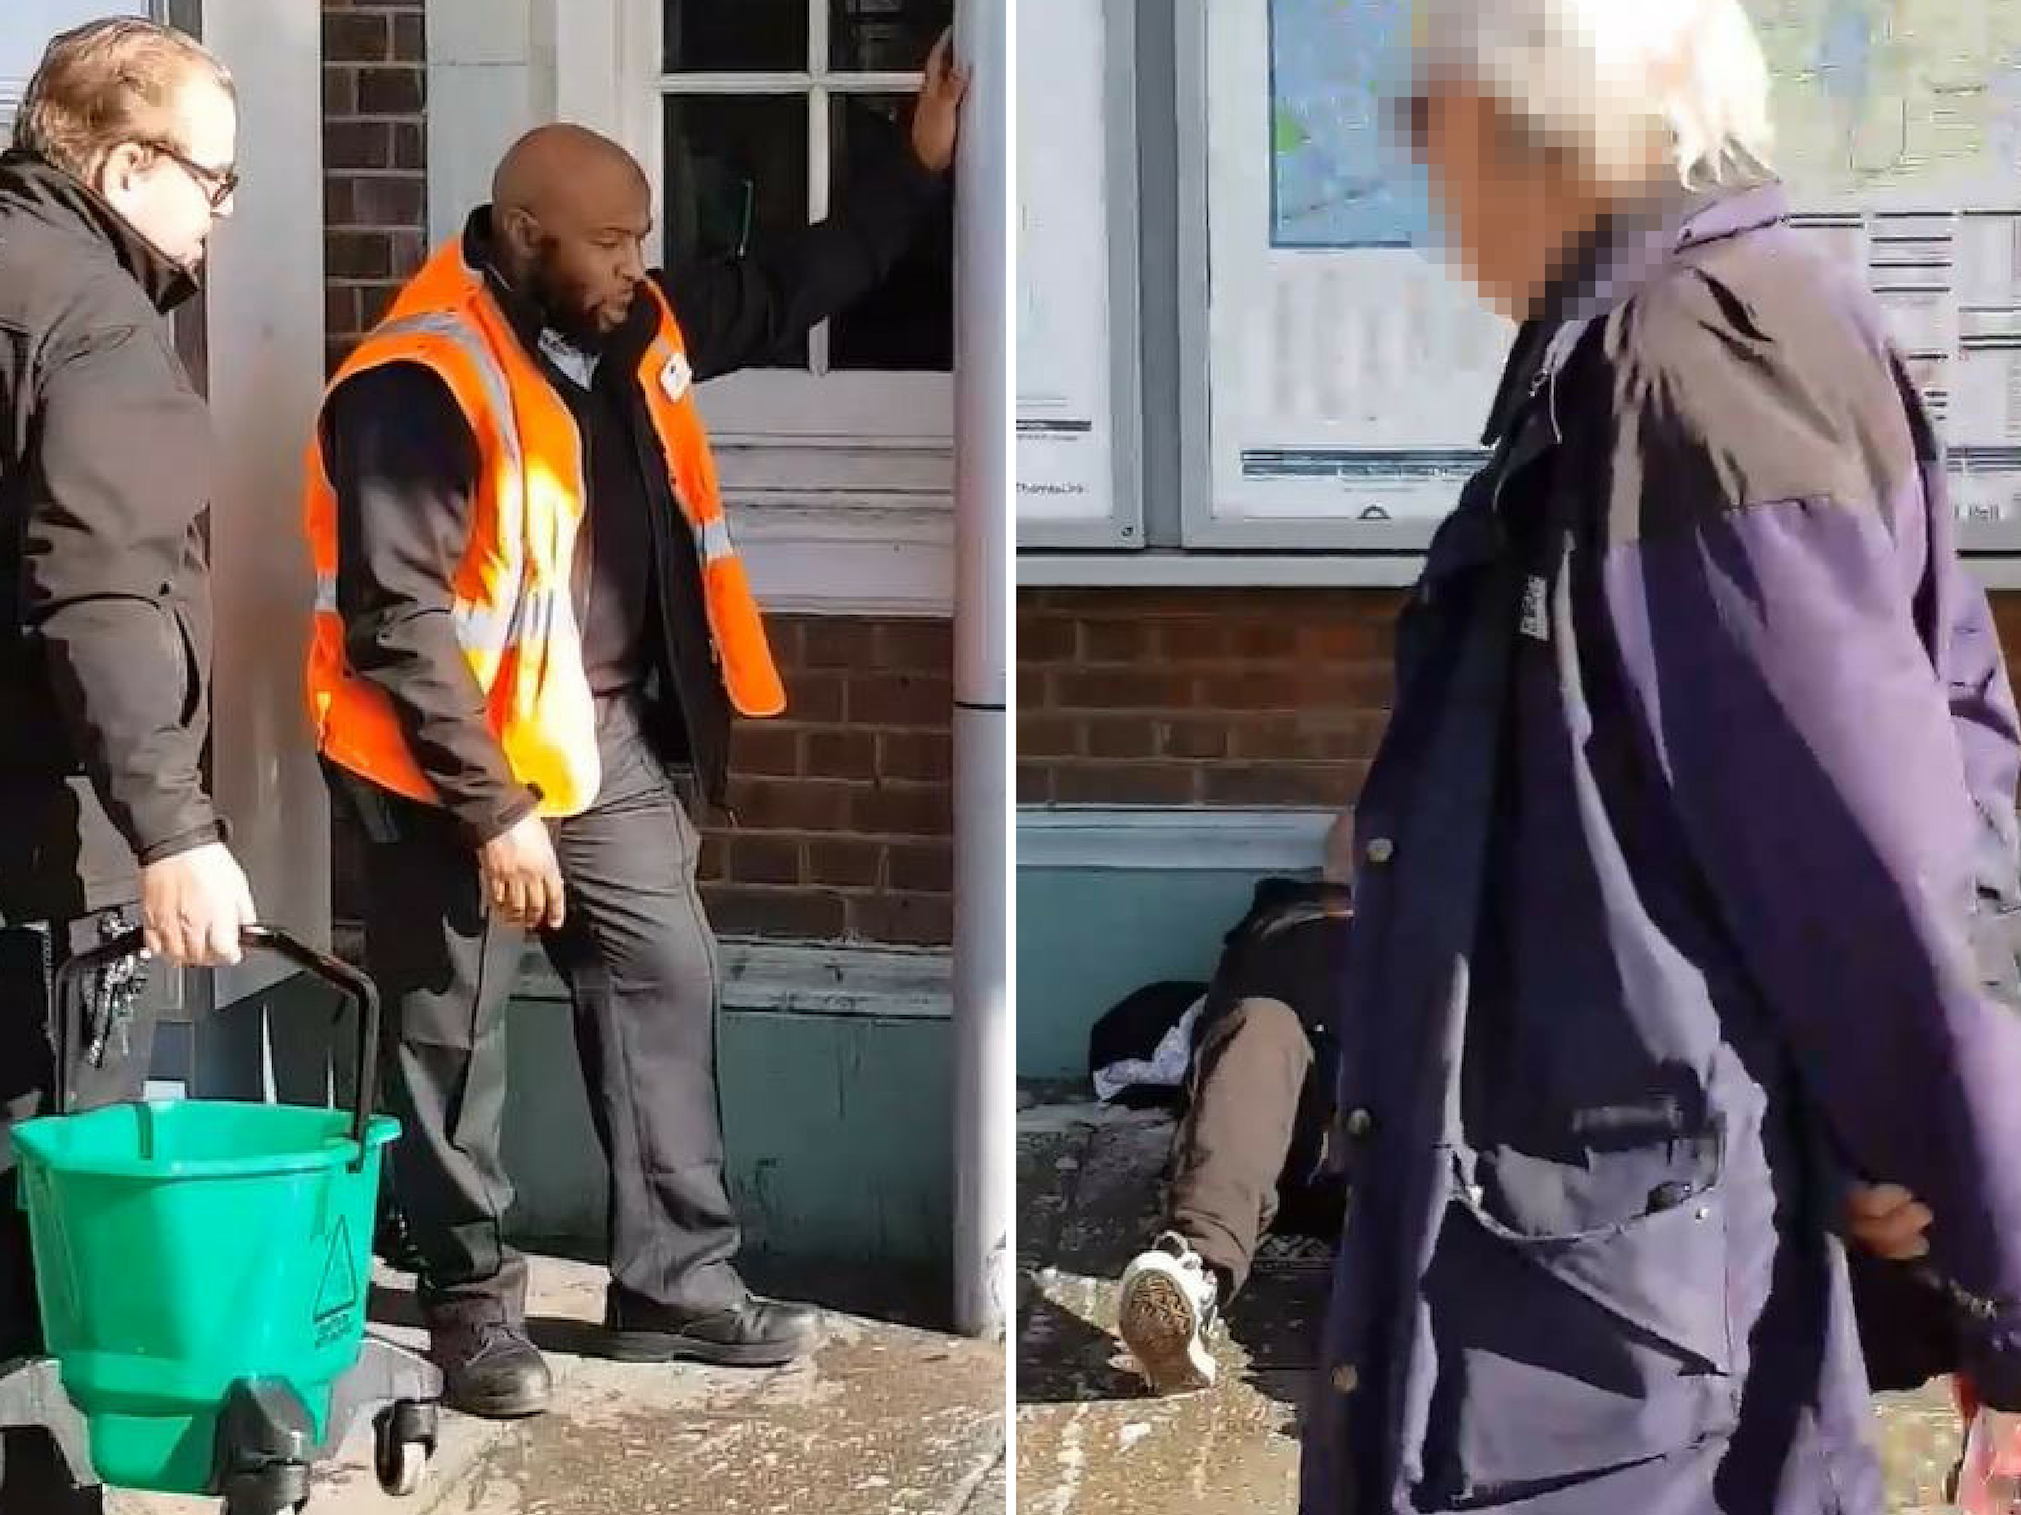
[1016,1288,1148,1404]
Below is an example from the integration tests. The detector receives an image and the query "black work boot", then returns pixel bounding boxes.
[599,1285,822,1367]
[426,1319,552,1419]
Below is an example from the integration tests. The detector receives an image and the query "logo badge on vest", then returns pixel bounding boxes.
[659,350,693,403]
[1520,575,1550,642]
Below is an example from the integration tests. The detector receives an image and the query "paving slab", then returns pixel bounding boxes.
[102,1255,1003,1515]
[1015,1097,1964,1514]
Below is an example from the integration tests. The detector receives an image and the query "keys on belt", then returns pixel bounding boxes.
[82,908,146,1069]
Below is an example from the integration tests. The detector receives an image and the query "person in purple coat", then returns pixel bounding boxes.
[1299,0,2021,1510]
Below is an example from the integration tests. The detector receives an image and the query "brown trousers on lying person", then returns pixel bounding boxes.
[1166,995,1317,1296]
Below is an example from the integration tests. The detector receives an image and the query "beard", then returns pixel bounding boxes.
[525,241,617,347]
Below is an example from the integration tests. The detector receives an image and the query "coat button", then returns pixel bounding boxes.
[1364,837,1395,866]
[1332,1363,1360,1395]
[1343,1107,1374,1140]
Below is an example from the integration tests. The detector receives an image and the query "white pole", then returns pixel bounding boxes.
[197,0,329,1005]
[951,0,1011,1341]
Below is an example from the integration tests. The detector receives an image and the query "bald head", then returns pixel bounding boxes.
[489,124,654,339]
[493,123,647,217]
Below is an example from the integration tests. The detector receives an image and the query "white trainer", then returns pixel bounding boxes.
[1117,1232,1221,1394]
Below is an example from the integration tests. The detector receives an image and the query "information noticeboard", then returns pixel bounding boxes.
[1187,0,2021,556]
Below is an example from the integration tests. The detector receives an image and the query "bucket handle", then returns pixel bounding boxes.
[52,925,382,1172]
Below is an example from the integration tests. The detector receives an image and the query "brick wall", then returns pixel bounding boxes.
[1020,585,2021,818]
[321,0,429,377]
[704,616,954,946]
[317,1,955,948]
[1018,588,1404,811]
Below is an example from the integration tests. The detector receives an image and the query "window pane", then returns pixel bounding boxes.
[662,95,810,369]
[828,94,952,372]
[662,0,807,73]
[829,0,950,73]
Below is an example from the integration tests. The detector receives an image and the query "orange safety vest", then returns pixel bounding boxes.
[303,239,785,818]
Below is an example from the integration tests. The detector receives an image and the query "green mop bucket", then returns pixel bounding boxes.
[12,926,397,1495]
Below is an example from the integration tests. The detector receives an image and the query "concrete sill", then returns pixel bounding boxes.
[517,937,953,1019]
[333,922,952,1018]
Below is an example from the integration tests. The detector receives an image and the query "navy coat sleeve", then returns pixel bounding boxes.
[1596,331,2021,1405]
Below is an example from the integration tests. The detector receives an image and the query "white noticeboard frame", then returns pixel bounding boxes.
[1178,0,2021,562]
[1015,0,1143,549]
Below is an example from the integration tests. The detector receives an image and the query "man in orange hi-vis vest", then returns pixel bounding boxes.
[303,40,966,1420]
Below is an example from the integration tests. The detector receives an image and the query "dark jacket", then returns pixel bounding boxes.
[1301,183,2021,1515]
[322,150,945,841]
[0,152,221,921]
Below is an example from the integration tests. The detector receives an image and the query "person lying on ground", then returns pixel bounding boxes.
[1116,813,1356,1394]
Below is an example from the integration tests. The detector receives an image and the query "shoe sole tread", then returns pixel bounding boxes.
[1119,1271,1213,1395]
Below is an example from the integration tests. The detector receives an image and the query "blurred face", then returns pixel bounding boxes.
[94,72,238,271]
[497,160,653,342]
[1413,82,1605,320]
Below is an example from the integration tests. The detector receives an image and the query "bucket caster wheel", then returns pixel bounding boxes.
[374,1401,436,1497]
[376,1438,424,1497]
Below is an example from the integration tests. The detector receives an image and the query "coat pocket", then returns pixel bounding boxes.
[1414,1140,1738,1507]
[159,601,203,729]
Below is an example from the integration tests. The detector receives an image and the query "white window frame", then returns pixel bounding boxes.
[626,0,953,453]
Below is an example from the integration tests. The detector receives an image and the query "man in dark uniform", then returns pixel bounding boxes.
[0,19,256,1510]
[312,42,966,1419]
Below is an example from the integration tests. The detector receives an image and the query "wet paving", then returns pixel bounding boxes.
[1016,1097,1961,1515]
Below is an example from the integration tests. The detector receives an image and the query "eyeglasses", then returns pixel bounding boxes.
[138,139,238,210]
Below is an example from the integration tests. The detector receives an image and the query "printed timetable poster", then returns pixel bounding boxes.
[1016,0,1117,529]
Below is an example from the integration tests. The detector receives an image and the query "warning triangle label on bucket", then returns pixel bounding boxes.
[313,1217,359,1324]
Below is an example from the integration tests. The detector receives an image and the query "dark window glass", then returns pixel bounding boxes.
[828,93,952,371]
[662,95,810,368]
[830,0,951,73]
[663,1,808,73]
